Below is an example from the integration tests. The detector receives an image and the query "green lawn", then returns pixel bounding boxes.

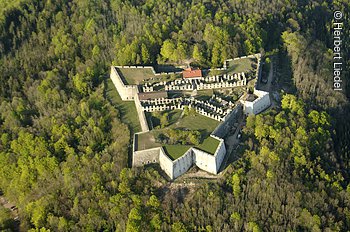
[167,110,182,125]
[163,145,192,160]
[171,113,219,136]
[196,136,220,154]
[117,67,177,85]
[135,132,161,151]
[117,68,155,85]
[227,57,255,73]
[147,109,182,129]
[137,111,221,159]
[150,74,179,84]
[207,57,256,76]
[136,131,192,160]
[105,78,141,133]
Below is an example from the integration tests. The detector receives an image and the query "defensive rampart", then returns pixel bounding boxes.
[110,66,138,101]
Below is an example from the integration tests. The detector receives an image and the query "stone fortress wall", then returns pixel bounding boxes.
[110,66,138,101]
[214,138,226,172]
[110,66,150,131]
[241,89,271,115]
[212,104,243,138]
[115,65,182,76]
[159,148,175,179]
[132,132,158,167]
[132,134,226,180]
[171,148,194,180]
[223,53,261,70]
[134,94,150,132]
[133,147,160,167]
[240,53,271,116]
[111,53,268,180]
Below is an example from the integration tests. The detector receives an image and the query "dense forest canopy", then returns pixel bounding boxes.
[0,0,349,231]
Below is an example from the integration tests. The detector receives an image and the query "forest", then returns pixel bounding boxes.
[0,0,349,231]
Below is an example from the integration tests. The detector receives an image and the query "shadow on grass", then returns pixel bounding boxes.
[155,64,183,73]
[103,77,141,167]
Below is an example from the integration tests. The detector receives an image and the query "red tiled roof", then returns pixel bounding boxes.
[182,68,202,79]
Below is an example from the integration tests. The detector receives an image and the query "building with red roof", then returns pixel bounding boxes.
[182,68,202,79]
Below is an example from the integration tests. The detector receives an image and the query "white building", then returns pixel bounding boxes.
[241,89,271,115]
[133,135,226,180]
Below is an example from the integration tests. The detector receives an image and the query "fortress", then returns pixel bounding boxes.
[133,135,226,179]
[110,54,271,180]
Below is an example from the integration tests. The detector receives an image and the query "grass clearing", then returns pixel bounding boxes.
[227,57,256,73]
[207,57,256,77]
[163,145,192,160]
[105,78,141,133]
[147,109,183,129]
[117,67,177,85]
[171,113,219,136]
[137,111,221,159]
[196,136,220,154]
[117,68,155,85]
[136,132,161,151]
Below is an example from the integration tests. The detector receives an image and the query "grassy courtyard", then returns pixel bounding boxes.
[207,57,256,77]
[117,67,177,85]
[148,109,183,129]
[136,131,192,160]
[105,78,141,133]
[117,67,155,85]
[196,136,220,154]
[163,145,192,160]
[227,57,256,74]
[170,112,219,136]
[135,132,161,151]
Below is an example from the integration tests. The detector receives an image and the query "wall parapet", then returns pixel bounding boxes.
[110,66,138,101]
[134,94,150,132]
[114,65,181,76]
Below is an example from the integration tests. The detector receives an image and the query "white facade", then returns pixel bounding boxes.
[172,149,194,179]
[132,135,226,180]
[214,138,226,173]
[159,148,174,179]
[241,89,271,115]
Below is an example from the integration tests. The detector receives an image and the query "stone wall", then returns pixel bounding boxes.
[214,138,226,173]
[193,148,216,174]
[115,65,182,76]
[242,101,254,115]
[212,104,243,138]
[172,148,194,179]
[134,94,150,132]
[242,89,271,115]
[159,148,174,179]
[133,147,160,166]
[252,90,271,115]
[110,66,138,101]
[132,137,227,179]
